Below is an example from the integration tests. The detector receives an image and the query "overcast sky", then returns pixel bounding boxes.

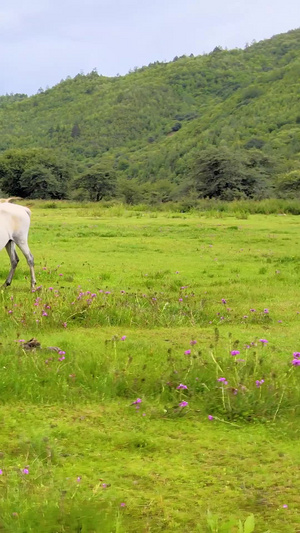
[0,0,299,95]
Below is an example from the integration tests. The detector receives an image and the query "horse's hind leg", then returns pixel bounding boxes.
[4,240,19,287]
[15,240,36,290]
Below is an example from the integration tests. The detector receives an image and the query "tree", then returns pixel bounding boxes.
[244,138,265,150]
[276,170,300,197]
[0,148,72,199]
[20,165,65,199]
[191,146,271,200]
[141,179,176,204]
[0,149,34,196]
[117,179,142,204]
[172,122,182,132]
[76,164,116,201]
[71,123,81,138]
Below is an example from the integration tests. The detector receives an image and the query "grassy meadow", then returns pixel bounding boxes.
[0,201,300,532]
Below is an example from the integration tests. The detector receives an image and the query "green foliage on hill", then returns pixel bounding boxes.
[0,29,299,201]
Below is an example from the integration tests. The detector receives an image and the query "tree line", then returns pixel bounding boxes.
[0,146,299,204]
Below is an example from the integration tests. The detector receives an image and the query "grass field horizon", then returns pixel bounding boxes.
[0,202,300,532]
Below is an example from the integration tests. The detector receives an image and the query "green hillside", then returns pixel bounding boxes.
[0,28,299,201]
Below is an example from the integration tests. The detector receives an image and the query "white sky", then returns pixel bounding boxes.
[0,0,299,95]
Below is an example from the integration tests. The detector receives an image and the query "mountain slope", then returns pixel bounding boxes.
[0,28,299,192]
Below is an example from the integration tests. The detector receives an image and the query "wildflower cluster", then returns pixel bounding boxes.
[291,352,300,366]
[3,277,287,333]
[255,379,265,388]
[45,349,67,364]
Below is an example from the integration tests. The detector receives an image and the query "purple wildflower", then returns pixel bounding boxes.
[293,352,300,358]
[190,340,197,346]
[208,415,214,421]
[292,359,300,366]
[22,468,29,475]
[120,503,126,507]
[132,398,142,405]
[179,401,188,407]
[221,298,226,304]
[264,308,269,314]
[121,335,126,341]
[176,384,188,390]
[184,349,191,355]
[230,350,240,356]
[255,379,265,388]
[77,476,81,482]
[217,377,227,383]
[0,469,2,475]
[259,339,268,344]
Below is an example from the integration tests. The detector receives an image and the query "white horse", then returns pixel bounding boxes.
[0,199,36,289]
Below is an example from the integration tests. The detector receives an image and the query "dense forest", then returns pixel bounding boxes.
[0,28,299,203]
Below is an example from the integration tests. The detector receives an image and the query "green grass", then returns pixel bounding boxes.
[0,203,300,532]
